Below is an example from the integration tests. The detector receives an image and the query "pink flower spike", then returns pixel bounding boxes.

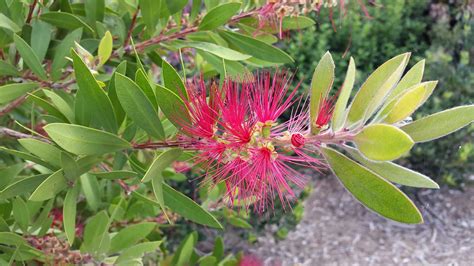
[315,93,337,129]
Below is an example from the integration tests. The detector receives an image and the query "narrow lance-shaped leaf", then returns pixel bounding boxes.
[155,84,191,130]
[44,123,131,155]
[310,51,335,132]
[135,69,158,111]
[115,73,165,139]
[12,198,30,232]
[31,19,52,62]
[0,13,21,32]
[0,83,38,104]
[321,147,423,224]
[0,60,20,77]
[82,211,110,257]
[175,41,251,61]
[72,49,118,133]
[162,59,187,98]
[386,59,425,103]
[401,105,474,142]
[353,124,414,161]
[219,30,294,64]
[332,57,355,131]
[18,138,62,167]
[346,53,410,126]
[13,34,48,80]
[345,146,439,189]
[39,12,94,35]
[381,84,427,124]
[0,174,49,200]
[61,152,80,182]
[199,2,241,31]
[51,28,83,80]
[98,31,113,66]
[161,183,222,229]
[109,222,155,253]
[63,185,80,245]
[29,170,68,201]
[0,163,24,190]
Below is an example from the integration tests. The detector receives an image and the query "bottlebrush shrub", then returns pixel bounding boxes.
[0,0,473,265]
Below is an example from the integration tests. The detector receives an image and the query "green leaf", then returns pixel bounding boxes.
[0,13,20,32]
[51,28,83,80]
[0,232,27,246]
[13,34,47,80]
[107,61,127,124]
[115,73,165,139]
[135,69,158,111]
[346,53,410,126]
[381,83,427,124]
[386,59,425,103]
[85,0,105,23]
[165,0,188,15]
[162,59,187,98]
[401,105,474,142]
[43,89,75,123]
[115,241,162,265]
[199,2,241,31]
[72,49,118,133]
[40,12,94,35]
[0,163,24,190]
[345,146,439,189]
[281,16,315,30]
[44,123,131,155]
[82,210,110,256]
[163,183,223,229]
[31,19,52,62]
[12,197,30,232]
[353,124,414,161]
[310,51,335,132]
[63,185,79,245]
[173,232,196,266]
[0,174,49,200]
[212,236,224,259]
[155,85,191,129]
[332,57,355,131]
[321,147,423,224]
[18,138,62,167]
[61,152,80,182]
[142,149,183,182]
[0,147,55,169]
[109,222,155,253]
[0,83,38,104]
[29,170,68,201]
[0,60,20,77]
[80,174,101,211]
[92,170,137,180]
[140,0,164,33]
[176,41,251,61]
[228,217,252,229]
[219,30,293,63]
[98,31,113,66]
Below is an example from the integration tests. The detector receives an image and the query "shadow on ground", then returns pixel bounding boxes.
[247,177,474,265]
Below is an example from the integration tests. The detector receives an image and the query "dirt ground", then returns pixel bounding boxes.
[247,177,474,266]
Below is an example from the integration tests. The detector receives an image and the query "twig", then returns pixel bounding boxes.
[124,7,140,48]
[0,126,50,142]
[0,95,28,117]
[25,0,38,24]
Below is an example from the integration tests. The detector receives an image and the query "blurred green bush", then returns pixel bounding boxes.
[285,0,473,187]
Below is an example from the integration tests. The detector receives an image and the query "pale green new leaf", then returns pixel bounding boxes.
[332,57,355,131]
[98,31,113,66]
[321,147,423,224]
[353,124,414,161]
[386,59,425,103]
[44,123,131,155]
[401,105,474,142]
[346,53,410,126]
[310,51,335,132]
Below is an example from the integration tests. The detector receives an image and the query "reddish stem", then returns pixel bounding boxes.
[124,7,140,48]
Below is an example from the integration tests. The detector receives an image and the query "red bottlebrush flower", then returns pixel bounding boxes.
[249,70,300,124]
[178,71,327,212]
[315,94,336,128]
[180,78,220,139]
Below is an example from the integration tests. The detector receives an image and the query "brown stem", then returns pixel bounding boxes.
[124,7,140,48]
[26,0,38,24]
[0,95,28,117]
[0,126,50,142]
